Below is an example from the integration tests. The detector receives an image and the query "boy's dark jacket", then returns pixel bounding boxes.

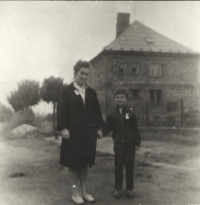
[103,107,141,152]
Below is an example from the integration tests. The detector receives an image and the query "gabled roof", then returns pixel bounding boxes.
[104,20,197,54]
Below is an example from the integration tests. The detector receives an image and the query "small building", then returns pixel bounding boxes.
[88,13,200,123]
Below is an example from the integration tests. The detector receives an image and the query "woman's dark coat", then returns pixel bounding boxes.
[57,82,103,168]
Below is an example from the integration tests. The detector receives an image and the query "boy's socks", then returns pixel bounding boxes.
[114,190,122,199]
[126,190,134,198]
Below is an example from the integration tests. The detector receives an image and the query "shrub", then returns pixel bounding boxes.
[2,109,35,134]
[183,108,200,127]
[45,113,53,121]
[7,79,40,111]
[148,110,200,128]
[140,128,200,146]
[184,115,200,127]
[32,112,47,128]
[149,112,179,127]
[0,103,13,122]
[28,112,54,136]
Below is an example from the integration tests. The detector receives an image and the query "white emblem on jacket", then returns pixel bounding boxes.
[74,90,80,95]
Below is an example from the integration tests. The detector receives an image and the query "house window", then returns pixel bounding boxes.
[119,65,125,73]
[150,90,162,104]
[149,64,162,77]
[132,64,139,74]
[167,102,178,112]
[144,37,154,44]
[132,89,140,98]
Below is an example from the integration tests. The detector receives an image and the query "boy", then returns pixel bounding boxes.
[102,89,141,199]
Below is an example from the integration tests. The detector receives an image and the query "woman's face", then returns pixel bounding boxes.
[75,67,90,85]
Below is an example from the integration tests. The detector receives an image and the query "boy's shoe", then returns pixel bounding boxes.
[126,190,134,198]
[114,190,122,199]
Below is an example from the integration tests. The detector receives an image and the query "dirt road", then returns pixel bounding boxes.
[0,134,200,205]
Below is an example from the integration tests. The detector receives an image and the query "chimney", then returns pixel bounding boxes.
[116,13,130,38]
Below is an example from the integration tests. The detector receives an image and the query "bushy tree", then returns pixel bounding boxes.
[0,103,13,122]
[41,76,64,139]
[7,80,40,112]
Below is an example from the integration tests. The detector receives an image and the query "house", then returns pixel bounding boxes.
[88,13,200,122]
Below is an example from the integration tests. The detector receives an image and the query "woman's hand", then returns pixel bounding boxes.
[97,129,103,139]
[135,146,140,151]
[61,129,70,140]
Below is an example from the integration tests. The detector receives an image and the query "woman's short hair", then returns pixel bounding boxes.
[74,60,90,75]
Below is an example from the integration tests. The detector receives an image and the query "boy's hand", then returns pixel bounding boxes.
[135,146,140,151]
[97,129,103,139]
[61,129,70,140]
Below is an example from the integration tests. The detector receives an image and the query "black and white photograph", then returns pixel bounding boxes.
[0,1,200,205]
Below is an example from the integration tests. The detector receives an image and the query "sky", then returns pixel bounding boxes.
[0,1,200,113]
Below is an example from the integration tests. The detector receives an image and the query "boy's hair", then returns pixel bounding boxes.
[114,89,128,99]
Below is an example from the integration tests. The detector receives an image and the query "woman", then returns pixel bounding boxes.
[57,60,103,204]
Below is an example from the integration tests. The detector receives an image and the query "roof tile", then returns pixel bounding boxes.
[105,21,197,54]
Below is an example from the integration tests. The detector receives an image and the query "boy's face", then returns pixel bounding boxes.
[114,94,127,107]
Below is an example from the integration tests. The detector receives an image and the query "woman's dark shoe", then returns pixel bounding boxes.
[82,194,96,203]
[126,190,134,198]
[114,190,122,199]
[72,195,85,204]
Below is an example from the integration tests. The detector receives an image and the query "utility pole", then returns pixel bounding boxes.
[146,101,149,127]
